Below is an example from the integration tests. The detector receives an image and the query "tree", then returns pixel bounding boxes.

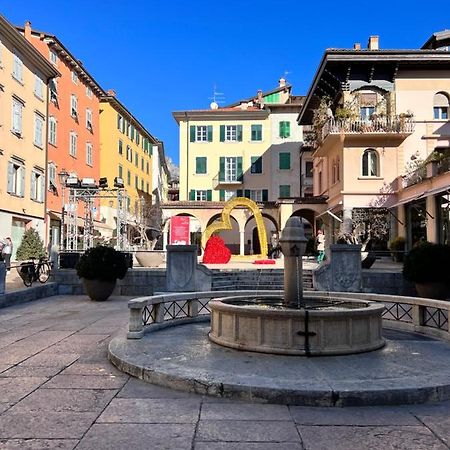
[16,228,45,261]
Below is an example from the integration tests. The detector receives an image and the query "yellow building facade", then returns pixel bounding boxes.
[0,15,59,258]
[99,92,157,237]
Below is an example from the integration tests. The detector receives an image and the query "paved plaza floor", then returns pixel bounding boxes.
[1,295,450,449]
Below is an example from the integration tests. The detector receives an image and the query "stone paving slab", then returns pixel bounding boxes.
[298,425,448,450]
[194,444,303,450]
[109,322,450,406]
[201,402,291,421]
[43,374,127,390]
[0,377,47,405]
[0,438,78,449]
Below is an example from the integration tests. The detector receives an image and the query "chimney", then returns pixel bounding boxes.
[257,89,263,103]
[353,42,361,50]
[368,35,379,50]
[107,89,116,97]
[279,77,286,87]
[24,21,32,40]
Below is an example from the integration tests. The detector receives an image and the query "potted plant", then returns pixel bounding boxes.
[76,245,128,301]
[389,236,406,262]
[403,242,450,300]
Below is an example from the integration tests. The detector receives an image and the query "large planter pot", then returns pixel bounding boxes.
[415,282,450,300]
[82,278,117,301]
[135,251,164,267]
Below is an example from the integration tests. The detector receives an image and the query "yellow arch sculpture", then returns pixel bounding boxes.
[202,197,268,260]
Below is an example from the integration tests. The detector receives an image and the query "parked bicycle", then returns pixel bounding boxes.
[18,257,53,287]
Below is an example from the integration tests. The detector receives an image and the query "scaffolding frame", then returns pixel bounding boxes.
[64,187,127,251]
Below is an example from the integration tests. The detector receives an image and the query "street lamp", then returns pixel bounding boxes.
[58,169,69,250]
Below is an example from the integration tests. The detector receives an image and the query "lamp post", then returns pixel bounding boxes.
[58,170,69,251]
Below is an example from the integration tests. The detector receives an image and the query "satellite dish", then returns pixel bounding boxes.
[210,101,219,110]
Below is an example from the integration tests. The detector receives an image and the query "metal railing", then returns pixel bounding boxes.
[403,165,427,187]
[321,117,415,142]
[127,290,450,341]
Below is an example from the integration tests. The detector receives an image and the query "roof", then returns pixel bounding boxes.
[0,15,59,79]
[298,48,450,124]
[422,30,450,49]
[16,24,106,97]
[225,83,292,108]
[172,108,269,123]
[101,94,159,144]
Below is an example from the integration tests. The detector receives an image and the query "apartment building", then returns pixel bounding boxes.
[298,34,450,250]
[0,15,59,259]
[19,21,106,249]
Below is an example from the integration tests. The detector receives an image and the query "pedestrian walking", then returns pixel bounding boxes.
[1,237,13,272]
[316,229,325,263]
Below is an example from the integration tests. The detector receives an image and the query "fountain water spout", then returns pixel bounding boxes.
[279,217,308,309]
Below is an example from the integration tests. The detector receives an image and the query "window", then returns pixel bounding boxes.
[250,156,262,174]
[86,109,93,131]
[70,95,78,119]
[7,160,25,197]
[49,49,58,65]
[362,149,379,177]
[305,161,313,178]
[360,106,375,121]
[47,163,56,189]
[141,179,144,191]
[34,74,44,99]
[48,117,57,146]
[127,170,131,186]
[146,182,149,193]
[49,79,58,105]
[135,175,139,189]
[12,52,23,82]
[279,152,291,170]
[190,125,212,142]
[117,114,123,131]
[433,92,450,120]
[12,98,23,136]
[219,156,242,182]
[220,190,236,201]
[118,165,123,178]
[219,125,242,142]
[30,170,44,202]
[118,139,123,155]
[126,145,132,162]
[71,70,78,84]
[136,132,140,145]
[279,121,290,138]
[69,132,77,157]
[251,124,262,141]
[126,121,130,137]
[134,153,139,168]
[146,161,149,174]
[130,125,135,142]
[196,157,207,174]
[196,190,207,201]
[249,190,263,202]
[86,143,93,166]
[225,157,236,181]
[141,157,144,171]
[279,185,291,198]
[86,86,92,98]
[34,114,44,148]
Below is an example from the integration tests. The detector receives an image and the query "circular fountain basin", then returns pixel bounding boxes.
[209,296,385,356]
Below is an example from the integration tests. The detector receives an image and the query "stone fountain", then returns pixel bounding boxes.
[209,217,385,355]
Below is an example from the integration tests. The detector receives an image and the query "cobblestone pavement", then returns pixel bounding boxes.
[0,295,449,450]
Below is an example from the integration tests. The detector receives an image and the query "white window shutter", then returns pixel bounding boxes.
[20,166,25,197]
[39,175,45,202]
[7,162,14,193]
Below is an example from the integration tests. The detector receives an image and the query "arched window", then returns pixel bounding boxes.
[362,149,379,177]
[434,92,449,120]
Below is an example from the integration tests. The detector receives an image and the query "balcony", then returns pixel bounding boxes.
[403,165,427,188]
[213,172,244,189]
[437,156,450,175]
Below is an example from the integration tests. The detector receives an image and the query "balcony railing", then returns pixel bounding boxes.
[212,172,244,189]
[403,165,427,188]
[321,117,415,142]
[437,156,450,175]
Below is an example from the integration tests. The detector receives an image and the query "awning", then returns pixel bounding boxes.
[316,209,342,222]
[389,193,426,208]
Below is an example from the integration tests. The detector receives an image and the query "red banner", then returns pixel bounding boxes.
[170,216,190,245]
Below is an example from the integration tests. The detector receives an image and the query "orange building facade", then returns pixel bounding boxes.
[20,21,105,249]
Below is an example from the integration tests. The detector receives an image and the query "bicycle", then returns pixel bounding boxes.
[18,257,53,287]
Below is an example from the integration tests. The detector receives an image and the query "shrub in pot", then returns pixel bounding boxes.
[403,242,450,299]
[389,236,406,262]
[76,245,128,301]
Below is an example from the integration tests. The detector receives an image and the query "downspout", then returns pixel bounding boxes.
[299,144,304,199]
[44,76,52,250]
[185,112,189,200]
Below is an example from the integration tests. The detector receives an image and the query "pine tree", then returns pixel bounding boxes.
[15,228,45,261]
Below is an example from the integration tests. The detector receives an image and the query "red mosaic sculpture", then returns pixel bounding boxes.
[202,235,231,264]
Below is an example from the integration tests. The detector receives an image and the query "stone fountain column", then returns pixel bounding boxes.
[279,217,308,309]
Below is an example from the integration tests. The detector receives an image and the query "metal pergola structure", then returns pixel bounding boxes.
[64,187,127,251]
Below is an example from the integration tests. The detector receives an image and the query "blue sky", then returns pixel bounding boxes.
[1,1,445,164]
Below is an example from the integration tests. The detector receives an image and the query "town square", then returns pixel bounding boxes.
[1,1,450,449]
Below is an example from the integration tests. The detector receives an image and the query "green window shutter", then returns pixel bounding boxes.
[219,190,225,201]
[220,125,225,142]
[237,156,243,181]
[189,190,195,200]
[207,125,213,142]
[206,190,212,201]
[279,185,290,198]
[131,125,135,141]
[196,157,206,174]
[190,125,195,142]
[279,152,291,169]
[237,125,243,141]
[262,189,269,202]
[237,189,243,197]
[244,189,251,198]
[251,125,262,141]
[219,157,225,181]
[285,121,291,138]
[279,122,284,138]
